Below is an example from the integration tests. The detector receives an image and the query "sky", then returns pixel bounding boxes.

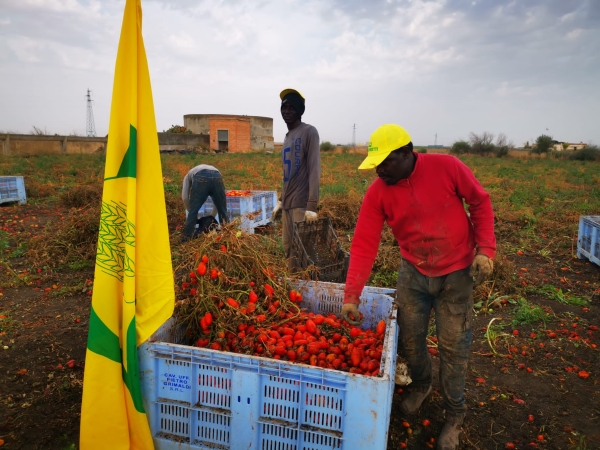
[0,0,599,147]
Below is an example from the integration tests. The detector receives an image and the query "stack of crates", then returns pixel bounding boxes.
[0,176,27,205]
[197,190,277,234]
[291,217,349,282]
[139,281,398,450]
[577,215,600,266]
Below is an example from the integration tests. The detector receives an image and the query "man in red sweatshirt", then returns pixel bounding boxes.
[341,124,495,450]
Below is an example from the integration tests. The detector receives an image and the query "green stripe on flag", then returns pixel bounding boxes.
[87,306,122,364]
[106,125,137,180]
[122,316,145,413]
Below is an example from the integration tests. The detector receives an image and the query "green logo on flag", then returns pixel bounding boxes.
[96,201,135,282]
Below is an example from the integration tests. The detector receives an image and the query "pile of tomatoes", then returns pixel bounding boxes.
[226,190,253,197]
[178,252,388,377]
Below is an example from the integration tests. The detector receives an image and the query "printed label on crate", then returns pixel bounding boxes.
[162,372,192,392]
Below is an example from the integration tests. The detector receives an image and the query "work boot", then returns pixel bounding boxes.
[399,385,432,415]
[437,414,465,450]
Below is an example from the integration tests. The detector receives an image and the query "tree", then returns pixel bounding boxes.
[320,141,335,151]
[450,140,471,155]
[531,134,553,154]
[469,132,495,156]
[495,132,513,158]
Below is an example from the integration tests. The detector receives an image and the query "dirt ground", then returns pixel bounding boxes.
[1,203,599,450]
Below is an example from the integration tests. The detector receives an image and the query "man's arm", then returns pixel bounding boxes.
[453,158,496,258]
[344,186,386,304]
[305,127,321,213]
[182,172,191,211]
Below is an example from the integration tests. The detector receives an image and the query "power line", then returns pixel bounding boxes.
[86,88,96,137]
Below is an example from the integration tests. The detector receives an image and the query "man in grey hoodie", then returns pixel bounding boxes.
[272,88,321,271]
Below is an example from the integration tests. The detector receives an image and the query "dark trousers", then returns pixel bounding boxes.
[184,170,228,239]
[395,260,473,416]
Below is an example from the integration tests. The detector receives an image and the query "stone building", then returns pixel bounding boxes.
[183,114,274,153]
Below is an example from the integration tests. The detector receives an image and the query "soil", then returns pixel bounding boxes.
[1,203,599,450]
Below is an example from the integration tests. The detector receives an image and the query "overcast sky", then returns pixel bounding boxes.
[1,0,599,146]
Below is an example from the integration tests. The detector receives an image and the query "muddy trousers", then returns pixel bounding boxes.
[282,208,306,273]
[395,260,473,416]
[183,170,228,239]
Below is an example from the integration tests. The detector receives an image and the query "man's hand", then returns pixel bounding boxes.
[341,303,363,326]
[271,201,282,222]
[470,254,494,286]
[304,210,318,223]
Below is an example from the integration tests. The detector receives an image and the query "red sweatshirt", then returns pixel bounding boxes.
[344,153,496,304]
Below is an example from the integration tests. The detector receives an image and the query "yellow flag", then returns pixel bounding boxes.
[80,0,174,448]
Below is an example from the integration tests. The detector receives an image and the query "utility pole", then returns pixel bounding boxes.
[86,89,96,137]
[352,123,356,148]
[434,133,438,147]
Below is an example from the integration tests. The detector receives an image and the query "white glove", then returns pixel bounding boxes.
[271,201,283,222]
[304,210,318,223]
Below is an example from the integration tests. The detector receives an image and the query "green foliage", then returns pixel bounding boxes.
[165,125,192,134]
[531,284,588,306]
[0,230,9,257]
[320,141,335,151]
[532,134,553,154]
[512,298,548,326]
[570,145,600,161]
[450,140,471,155]
[370,270,398,288]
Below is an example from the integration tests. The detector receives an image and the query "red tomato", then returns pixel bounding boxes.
[351,348,362,367]
[249,291,258,303]
[376,320,386,335]
[197,262,207,276]
[289,290,297,302]
[226,298,239,308]
[220,245,227,252]
[264,284,274,299]
[306,319,317,334]
[210,269,218,279]
[256,314,267,323]
[350,327,362,338]
[210,342,222,351]
[201,254,209,264]
[204,312,213,327]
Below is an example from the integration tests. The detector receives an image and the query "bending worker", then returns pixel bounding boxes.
[182,164,228,240]
[341,124,496,450]
[271,88,321,271]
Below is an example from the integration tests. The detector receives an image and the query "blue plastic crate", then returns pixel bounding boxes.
[139,281,398,450]
[198,190,277,234]
[577,215,600,266]
[0,176,26,205]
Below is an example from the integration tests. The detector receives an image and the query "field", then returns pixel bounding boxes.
[0,151,599,450]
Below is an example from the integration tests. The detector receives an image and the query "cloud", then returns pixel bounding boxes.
[0,0,598,145]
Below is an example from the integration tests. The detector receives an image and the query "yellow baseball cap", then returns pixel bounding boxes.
[279,88,305,100]
[358,124,412,170]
